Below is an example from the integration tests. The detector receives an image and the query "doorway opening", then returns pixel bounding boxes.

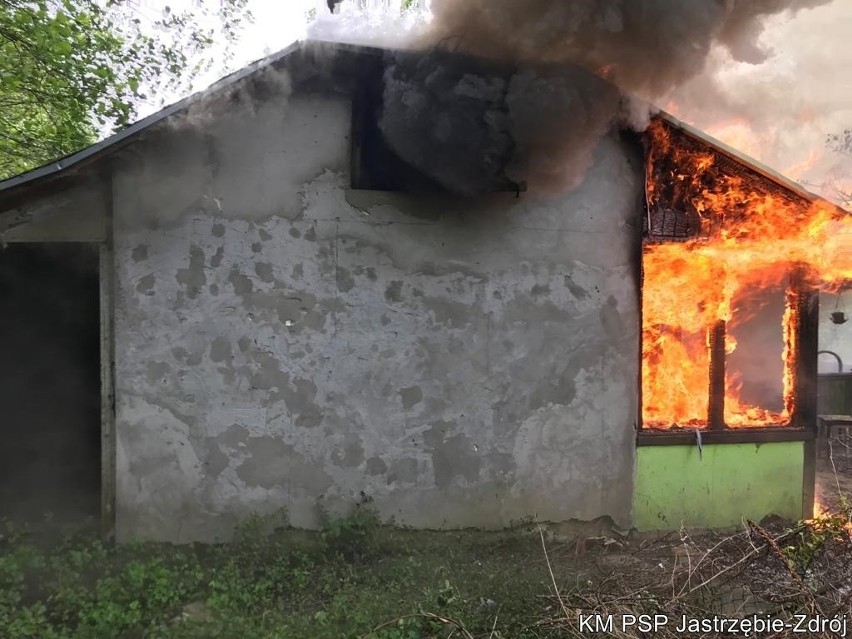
[0,243,101,527]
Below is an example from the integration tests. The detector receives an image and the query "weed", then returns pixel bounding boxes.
[318,498,384,561]
[783,500,852,573]
[0,513,584,638]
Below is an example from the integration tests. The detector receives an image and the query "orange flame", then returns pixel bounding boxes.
[597,63,617,79]
[642,120,852,429]
[784,150,820,181]
[808,498,852,533]
[704,119,761,158]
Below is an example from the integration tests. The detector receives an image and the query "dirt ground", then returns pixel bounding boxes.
[815,428,852,512]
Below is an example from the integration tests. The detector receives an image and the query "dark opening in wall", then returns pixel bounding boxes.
[0,243,101,526]
[349,51,525,195]
[349,55,445,193]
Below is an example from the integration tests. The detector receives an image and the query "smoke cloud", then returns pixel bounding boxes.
[379,53,621,194]
[666,1,852,208]
[421,0,831,98]
[375,0,834,195]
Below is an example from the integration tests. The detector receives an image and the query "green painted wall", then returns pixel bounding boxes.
[634,442,804,530]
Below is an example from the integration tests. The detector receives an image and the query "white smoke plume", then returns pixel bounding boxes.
[665,1,852,208]
[308,0,427,48]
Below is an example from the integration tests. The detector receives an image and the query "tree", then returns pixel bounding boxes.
[0,0,249,180]
[827,129,852,157]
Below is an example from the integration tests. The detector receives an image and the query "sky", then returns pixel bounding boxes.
[665,1,852,207]
[141,0,852,207]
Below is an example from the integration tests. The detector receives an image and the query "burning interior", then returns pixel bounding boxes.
[640,117,848,435]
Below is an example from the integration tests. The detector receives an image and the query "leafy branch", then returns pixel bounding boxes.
[0,0,250,180]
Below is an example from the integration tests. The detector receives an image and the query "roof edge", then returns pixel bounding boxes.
[655,111,835,209]
[0,40,328,196]
[0,43,843,217]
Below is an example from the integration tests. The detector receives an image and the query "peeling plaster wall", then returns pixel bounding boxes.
[112,90,642,542]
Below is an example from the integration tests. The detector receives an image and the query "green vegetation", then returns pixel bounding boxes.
[0,509,581,639]
[0,0,249,179]
[783,495,852,573]
[4,503,850,638]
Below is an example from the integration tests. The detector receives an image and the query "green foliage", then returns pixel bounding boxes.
[783,498,852,573]
[0,0,250,179]
[318,498,384,561]
[7,510,852,639]
[0,514,577,638]
[367,615,446,639]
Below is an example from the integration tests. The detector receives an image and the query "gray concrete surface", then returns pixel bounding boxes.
[109,86,642,541]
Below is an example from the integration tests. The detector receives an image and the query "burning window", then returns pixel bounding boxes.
[638,117,849,432]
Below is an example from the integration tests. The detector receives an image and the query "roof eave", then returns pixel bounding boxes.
[655,111,835,209]
[0,41,841,217]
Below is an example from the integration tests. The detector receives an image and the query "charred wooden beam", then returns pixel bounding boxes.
[789,267,820,431]
[789,267,820,520]
[637,427,814,446]
[708,319,727,430]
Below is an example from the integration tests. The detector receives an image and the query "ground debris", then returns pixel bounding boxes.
[535,515,852,638]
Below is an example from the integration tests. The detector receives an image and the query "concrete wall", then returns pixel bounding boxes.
[111,87,643,541]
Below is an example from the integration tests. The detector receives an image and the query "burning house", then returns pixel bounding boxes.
[0,40,848,541]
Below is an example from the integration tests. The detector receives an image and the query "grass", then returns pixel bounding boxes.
[0,507,587,639]
[4,499,851,639]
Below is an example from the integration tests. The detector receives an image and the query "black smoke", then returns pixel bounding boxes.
[373,0,831,195]
[379,51,622,195]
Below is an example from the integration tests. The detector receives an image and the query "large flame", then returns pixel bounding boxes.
[642,119,852,429]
